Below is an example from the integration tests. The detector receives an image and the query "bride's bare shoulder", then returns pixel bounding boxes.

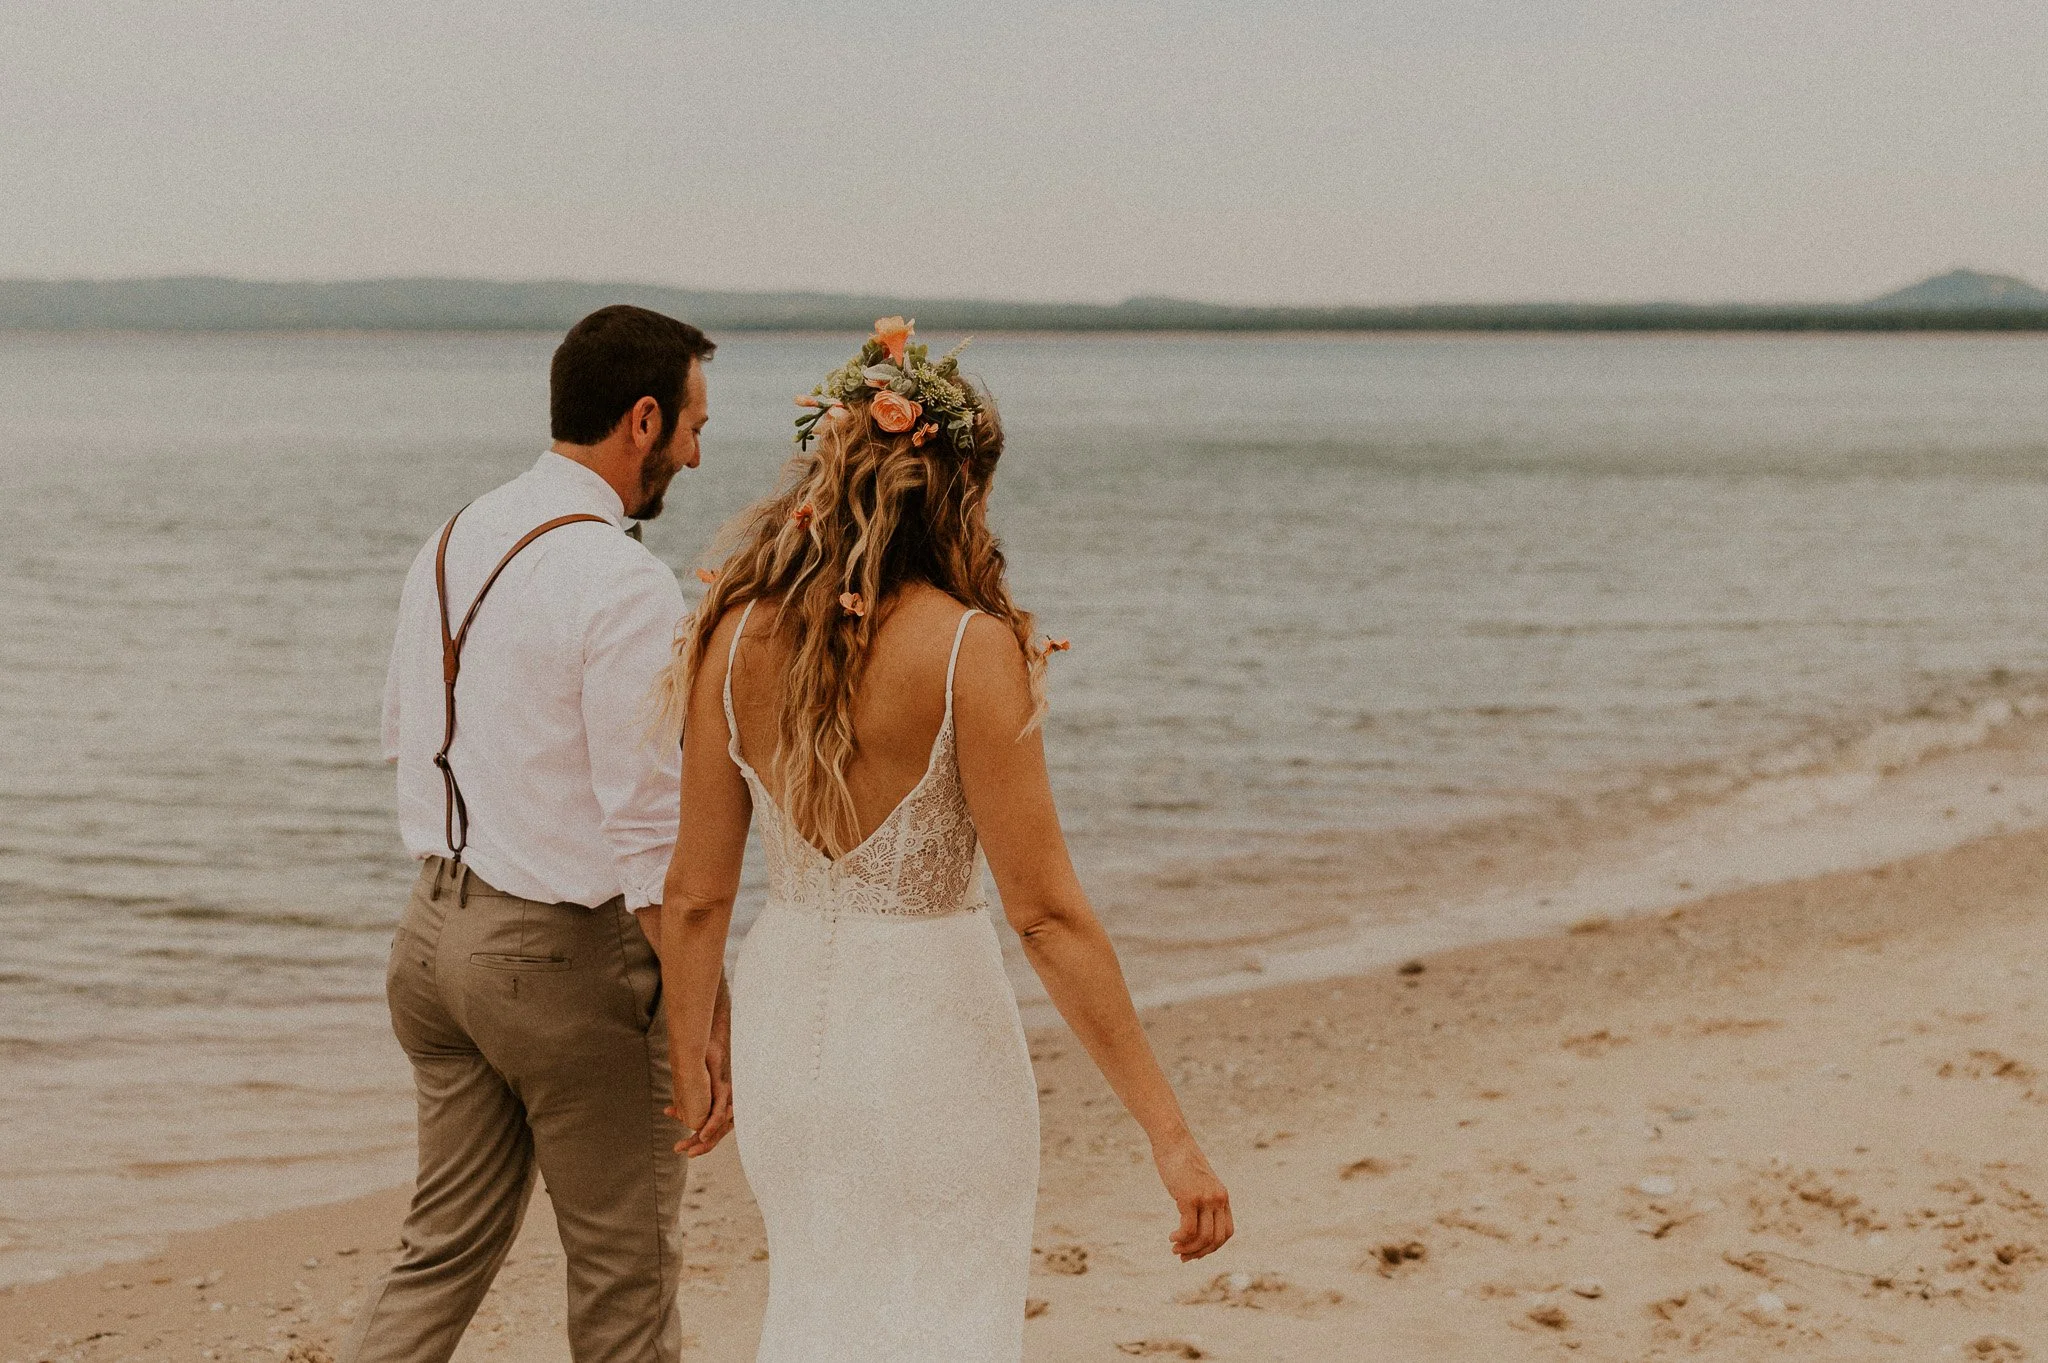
[951,612,1033,726]
[696,600,778,689]
[701,600,753,652]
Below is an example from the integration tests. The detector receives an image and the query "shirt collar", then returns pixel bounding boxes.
[534,451,628,528]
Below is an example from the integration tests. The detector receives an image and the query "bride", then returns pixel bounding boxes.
[655,319,1231,1361]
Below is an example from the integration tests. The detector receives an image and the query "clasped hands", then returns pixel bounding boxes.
[667,1018,734,1158]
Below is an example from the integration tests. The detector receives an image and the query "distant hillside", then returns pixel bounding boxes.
[3,272,2047,332]
[1864,269,2048,310]
[0,278,914,332]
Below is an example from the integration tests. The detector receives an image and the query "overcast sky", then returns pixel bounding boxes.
[5,1,2045,304]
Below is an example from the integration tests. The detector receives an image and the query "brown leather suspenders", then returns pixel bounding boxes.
[431,505,612,860]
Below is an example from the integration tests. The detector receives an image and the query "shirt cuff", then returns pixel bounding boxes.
[615,848,671,911]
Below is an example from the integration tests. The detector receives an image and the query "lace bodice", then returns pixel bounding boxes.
[723,602,990,919]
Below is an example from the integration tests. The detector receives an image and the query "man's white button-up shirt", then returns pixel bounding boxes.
[383,452,686,909]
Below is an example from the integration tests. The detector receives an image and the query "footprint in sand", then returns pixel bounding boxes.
[1366,1240,1428,1277]
[1561,1029,1630,1057]
[1115,1341,1206,1358]
[1034,1243,1089,1275]
[1936,1049,2045,1101]
[1177,1270,1345,1314]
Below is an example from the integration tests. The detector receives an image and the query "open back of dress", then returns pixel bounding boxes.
[723,601,1040,1362]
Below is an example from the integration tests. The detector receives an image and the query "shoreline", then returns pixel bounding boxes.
[9,820,2046,1360]
[9,690,2048,1296]
[1026,695,2048,1024]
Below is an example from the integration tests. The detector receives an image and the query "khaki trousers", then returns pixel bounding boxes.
[342,858,686,1363]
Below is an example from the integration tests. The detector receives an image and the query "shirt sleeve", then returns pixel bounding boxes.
[579,550,688,909]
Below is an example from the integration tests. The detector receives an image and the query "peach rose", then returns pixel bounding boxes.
[870,391,922,433]
[872,316,914,364]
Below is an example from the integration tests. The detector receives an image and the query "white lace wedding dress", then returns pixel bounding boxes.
[723,604,1040,1362]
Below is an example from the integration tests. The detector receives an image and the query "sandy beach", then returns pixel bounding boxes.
[8,810,2045,1363]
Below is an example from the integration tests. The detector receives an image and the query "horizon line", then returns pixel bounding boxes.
[1,268,2036,312]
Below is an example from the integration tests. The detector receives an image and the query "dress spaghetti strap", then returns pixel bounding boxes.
[944,608,981,724]
[723,600,760,775]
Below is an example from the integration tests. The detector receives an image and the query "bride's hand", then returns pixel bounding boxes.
[665,1061,715,1155]
[681,1030,734,1157]
[1153,1132,1232,1261]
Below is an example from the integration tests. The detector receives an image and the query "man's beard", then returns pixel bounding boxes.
[629,436,677,521]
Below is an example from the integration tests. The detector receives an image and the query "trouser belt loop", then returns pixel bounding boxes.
[428,856,444,902]
[455,861,471,909]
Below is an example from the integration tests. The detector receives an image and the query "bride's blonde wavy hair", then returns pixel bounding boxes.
[657,386,1047,858]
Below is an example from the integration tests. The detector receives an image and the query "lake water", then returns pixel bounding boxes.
[4,330,2048,1282]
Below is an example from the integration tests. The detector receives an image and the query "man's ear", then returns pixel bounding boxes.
[633,395,663,448]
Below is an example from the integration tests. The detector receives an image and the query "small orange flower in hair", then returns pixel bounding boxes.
[838,591,867,618]
[872,316,914,365]
[1043,637,1071,658]
[792,503,814,530]
[695,567,718,584]
[911,421,940,448]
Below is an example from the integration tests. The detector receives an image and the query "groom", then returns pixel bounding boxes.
[346,305,730,1363]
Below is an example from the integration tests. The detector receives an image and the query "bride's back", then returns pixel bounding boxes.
[723,583,975,852]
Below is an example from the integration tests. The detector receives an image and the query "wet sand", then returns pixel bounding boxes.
[7,818,2046,1361]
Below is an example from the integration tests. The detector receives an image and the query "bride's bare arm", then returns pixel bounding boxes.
[953,616,1233,1262]
[659,608,752,1155]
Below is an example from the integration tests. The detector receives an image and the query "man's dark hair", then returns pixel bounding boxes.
[550,305,715,446]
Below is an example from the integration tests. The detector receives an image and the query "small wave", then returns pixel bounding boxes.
[0,789,106,807]
[1467,618,1784,639]
[38,849,219,870]
[122,1143,411,1178]
[0,883,181,911]
[1172,433,2048,483]
[279,754,388,774]
[6,977,386,1010]
[139,905,382,931]
[123,946,375,969]
[1113,915,1352,952]
[1649,676,2048,805]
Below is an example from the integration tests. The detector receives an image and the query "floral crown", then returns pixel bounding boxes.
[794,317,982,455]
